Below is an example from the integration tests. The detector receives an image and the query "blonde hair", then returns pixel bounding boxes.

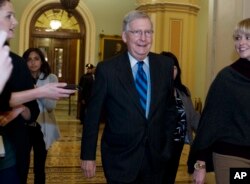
[233,18,250,39]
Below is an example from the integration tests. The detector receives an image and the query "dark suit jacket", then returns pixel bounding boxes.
[81,52,177,182]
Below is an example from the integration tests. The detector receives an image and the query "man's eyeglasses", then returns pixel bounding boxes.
[127,30,153,37]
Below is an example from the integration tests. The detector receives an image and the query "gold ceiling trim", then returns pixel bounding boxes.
[137,3,200,15]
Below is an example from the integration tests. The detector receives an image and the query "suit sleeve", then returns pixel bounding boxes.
[80,64,107,160]
[162,60,178,160]
[162,87,178,160]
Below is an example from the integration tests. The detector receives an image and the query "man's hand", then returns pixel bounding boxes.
[81,160,96,178]
[192,167,206,184]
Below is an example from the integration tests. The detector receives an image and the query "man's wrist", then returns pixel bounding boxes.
[194,161,206,170]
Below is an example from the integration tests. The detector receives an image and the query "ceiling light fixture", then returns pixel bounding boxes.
[50,19,62,30]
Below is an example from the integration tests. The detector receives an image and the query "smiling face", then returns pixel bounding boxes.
[122,18,153,61]
[234,32,250,60]
[0,1,18,40]
[233,18,250,61]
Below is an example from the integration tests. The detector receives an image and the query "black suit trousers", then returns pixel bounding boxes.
[106,145,164,184]
[163,141,184,184]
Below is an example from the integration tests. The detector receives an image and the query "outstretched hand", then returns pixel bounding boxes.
[38,83,76,100]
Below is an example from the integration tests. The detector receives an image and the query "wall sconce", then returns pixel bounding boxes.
[50,20,62,30]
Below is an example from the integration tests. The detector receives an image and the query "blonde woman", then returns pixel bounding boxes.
[188,18,250,184]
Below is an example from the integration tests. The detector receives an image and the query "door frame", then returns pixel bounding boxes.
[30,3,85,85]
[19,0,96,84]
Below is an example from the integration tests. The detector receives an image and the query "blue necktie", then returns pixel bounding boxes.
[135,61,148,115]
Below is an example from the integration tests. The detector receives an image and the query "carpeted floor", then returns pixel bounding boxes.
[27,119,106,184]
[27,115,195,184]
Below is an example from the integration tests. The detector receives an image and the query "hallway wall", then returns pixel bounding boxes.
[10,0,248,102]
[11,0,136,64]
[195,0,245,102]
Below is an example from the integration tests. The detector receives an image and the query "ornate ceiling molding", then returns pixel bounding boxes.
[136,0,200,15]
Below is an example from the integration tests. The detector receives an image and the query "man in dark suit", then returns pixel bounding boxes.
[80,10,177,184]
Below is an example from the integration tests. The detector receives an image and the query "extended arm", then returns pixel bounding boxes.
[10,82,75,107]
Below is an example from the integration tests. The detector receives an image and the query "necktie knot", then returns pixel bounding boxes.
[137,61,145,76]
[138,61,144,67]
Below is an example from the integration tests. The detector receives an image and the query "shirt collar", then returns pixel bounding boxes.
[128,52,149,68]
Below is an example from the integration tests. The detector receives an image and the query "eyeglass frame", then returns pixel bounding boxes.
[126,30,154,37]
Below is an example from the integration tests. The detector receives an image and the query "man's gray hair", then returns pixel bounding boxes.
[122,10,153,31]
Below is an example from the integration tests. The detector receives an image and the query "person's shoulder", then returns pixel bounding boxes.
[178,87,191,96]
[10,51,22,59]
[80,73,92,81]
[148,52,174,68]
[210,66,232,87]
[10,52,25,64]
[148,52,159,59]
[48,73,58,80]
[83,73,92,77]
[10,52,29,73]
[102,52,127,64]
[149,52,173,62]
[216,66,232,78]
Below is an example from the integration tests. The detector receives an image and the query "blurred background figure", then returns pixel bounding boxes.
[23,48,60,184]
[113,42,123,56]
[78,63,95,124]
[161,51,200,184]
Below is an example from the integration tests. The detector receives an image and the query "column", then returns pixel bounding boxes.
[136,0,199,92]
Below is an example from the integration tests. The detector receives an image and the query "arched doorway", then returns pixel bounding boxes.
[19,0,96,85]
[29,3,85,84]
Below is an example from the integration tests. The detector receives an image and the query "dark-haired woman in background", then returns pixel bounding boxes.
[23,48,60,184]
[161,51,200,184]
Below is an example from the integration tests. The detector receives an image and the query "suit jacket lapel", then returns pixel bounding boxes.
[116,53,145,115]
